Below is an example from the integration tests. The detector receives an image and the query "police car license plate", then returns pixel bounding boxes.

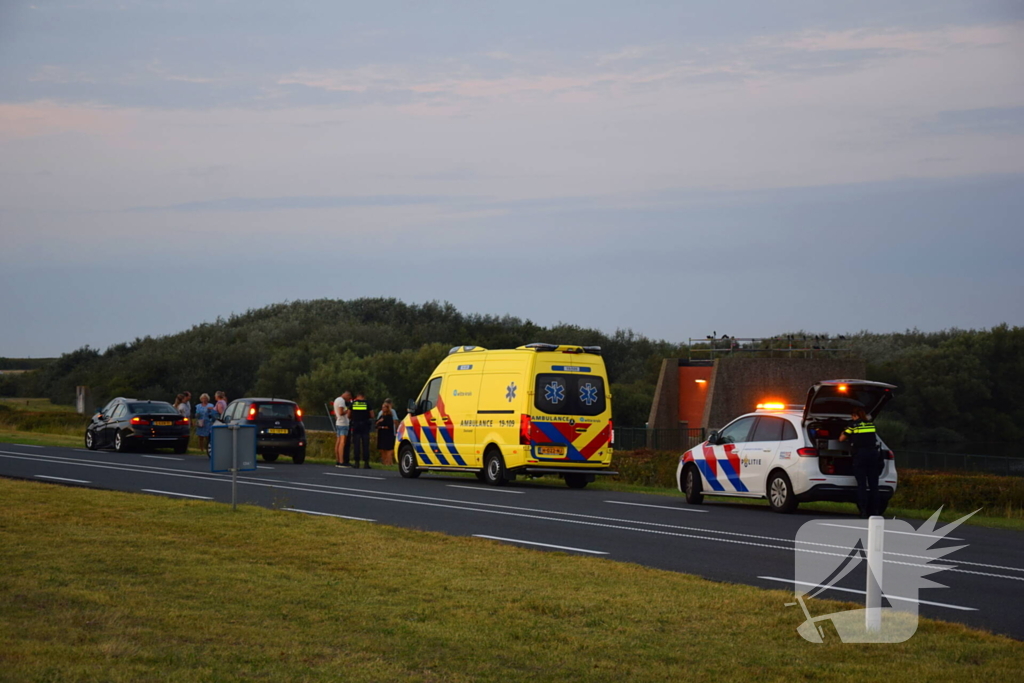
[154,421,172,426]
[538,446,564,456]
[268,428,288,434]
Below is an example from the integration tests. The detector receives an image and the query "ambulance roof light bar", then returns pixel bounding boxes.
[447,345,487,355]
[520,343,603,355]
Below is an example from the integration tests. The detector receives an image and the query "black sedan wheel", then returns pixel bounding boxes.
[114,431,129,453]
[85,430,98,450]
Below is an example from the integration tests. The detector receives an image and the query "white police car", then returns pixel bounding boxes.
[676,380,897,513]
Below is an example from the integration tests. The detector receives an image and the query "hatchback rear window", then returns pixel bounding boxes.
[534,374,606,416]
[253,403,297,419]
[129,402,178,415]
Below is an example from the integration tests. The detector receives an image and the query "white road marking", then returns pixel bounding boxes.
[142,489,213,500]
[142,455,183,461]
[3,450,1021,581]
[447,484,524,494]
[323,471,385,481]
[75,449,94,453]
[474,535,608,555]
[283,508,374,522]
[757,576,977,611]
[258,466,275,470]
[17,444,43,448]
[816,522,963,542]
[35,475,89,484]
[605,500,707,513]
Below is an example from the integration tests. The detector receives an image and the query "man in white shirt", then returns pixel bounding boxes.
[333,391,352,467]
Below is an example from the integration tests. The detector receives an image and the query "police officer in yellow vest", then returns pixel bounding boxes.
[840,407,881,518]
[349,392,374,469]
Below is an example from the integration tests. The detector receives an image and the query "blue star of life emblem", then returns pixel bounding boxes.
[544,381,565,404]
[505,382,517,402]
[579,382,599,406]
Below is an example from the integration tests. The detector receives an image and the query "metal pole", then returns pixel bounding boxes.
[231,425,238,512]
[866,516,884,632]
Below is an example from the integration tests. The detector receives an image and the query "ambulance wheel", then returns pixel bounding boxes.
[564,473,588,489]
[484,449,508,486]
[398,444,420,478]
[684,465,704,505]
[262,452,279,463]
[767,471,798,513]
[475,471,486,482]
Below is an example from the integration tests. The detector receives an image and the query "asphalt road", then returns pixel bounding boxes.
[2,442,1022,641]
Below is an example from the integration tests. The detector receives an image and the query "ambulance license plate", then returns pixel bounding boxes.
[154,421,172,426]
[538,446,564,456]
[268,428,289,434]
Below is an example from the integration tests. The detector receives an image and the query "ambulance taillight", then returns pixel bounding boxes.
[520,415,532,445]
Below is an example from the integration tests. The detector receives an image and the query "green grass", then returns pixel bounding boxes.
[1,478,1021,682]
[0,397,77,412]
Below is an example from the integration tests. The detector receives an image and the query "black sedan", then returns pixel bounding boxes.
[85,398,190,453]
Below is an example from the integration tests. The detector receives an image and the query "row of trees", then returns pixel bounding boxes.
[2,299,1020,441]
[0,299,681,427]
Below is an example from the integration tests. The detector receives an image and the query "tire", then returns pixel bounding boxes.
[398,443,420,478]
[173,439,188,455]
[262,452,280,463]
[114,431,129,453]
[85,430,98,451]
[683,465,704,505]
[483,449,508,486]
[564,473,588,489]
[767,471,798,513]
[292,451,306,465]
[475,471,487,482]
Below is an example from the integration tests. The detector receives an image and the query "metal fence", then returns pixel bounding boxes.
[896,450,1024,478]
[613,427,706,452]
[304,415,336,432]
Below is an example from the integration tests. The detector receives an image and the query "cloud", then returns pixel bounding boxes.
[128,194,458,213]
[919,106,1024,136]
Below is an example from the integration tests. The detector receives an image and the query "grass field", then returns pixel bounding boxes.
[1,478,1021,682]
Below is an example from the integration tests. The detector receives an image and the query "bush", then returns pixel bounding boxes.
[611,449,680,489]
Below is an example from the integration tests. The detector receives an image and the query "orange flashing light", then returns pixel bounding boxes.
[695,379,707,384]
[838,384,848,393]
[757,402,786,411]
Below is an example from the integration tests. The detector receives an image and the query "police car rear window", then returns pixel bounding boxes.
[534,374,606,416]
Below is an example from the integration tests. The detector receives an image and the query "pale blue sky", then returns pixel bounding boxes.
[1,1,1022,356]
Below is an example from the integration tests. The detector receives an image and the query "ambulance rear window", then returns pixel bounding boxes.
[534,374,606,416]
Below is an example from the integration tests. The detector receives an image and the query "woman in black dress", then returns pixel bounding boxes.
[375,400,397,466]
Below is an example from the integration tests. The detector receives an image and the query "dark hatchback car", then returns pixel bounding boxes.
[86,397,190,453]
[217,398,306,464]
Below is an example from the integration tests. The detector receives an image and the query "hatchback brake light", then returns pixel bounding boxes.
[520,414,532,445]
[247,406,257,421]
[295,407,303,422]
[130,417,150,426]
[797,447,818,457]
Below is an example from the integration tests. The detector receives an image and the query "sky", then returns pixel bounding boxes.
[1,1,1022,357]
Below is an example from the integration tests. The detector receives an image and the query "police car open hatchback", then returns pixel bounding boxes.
[676,380,897,513]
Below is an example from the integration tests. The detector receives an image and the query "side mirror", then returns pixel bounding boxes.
[407,399,418,415]
[707,430,719,445]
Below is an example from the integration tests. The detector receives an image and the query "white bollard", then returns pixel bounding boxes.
[866,515,885,632]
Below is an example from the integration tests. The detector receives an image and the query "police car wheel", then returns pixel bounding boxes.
[398,444,421,478]
[484,450,507,486]
[767,471,798,513]
[684,466,704,505]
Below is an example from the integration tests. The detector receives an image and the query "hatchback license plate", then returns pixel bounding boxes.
[268,428,289,434]
[154,421,172,426]
[538,446,564,456]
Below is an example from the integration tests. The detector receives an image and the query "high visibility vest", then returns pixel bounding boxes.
[349,399,371,425]
[843,420,878,452]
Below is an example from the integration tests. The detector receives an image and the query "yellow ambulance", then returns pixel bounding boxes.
[396,343,616,488]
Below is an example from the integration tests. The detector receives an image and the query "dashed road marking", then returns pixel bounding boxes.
[474,535,607,555]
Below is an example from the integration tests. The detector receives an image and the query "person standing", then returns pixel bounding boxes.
[194,393,218,455]
[173,394,186,417]
[333,391,351,467]
[181,391,192,418]
[375,399,396,466]
[349,392,373,469]
[214,391,228,418]
[840,407,882,518]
